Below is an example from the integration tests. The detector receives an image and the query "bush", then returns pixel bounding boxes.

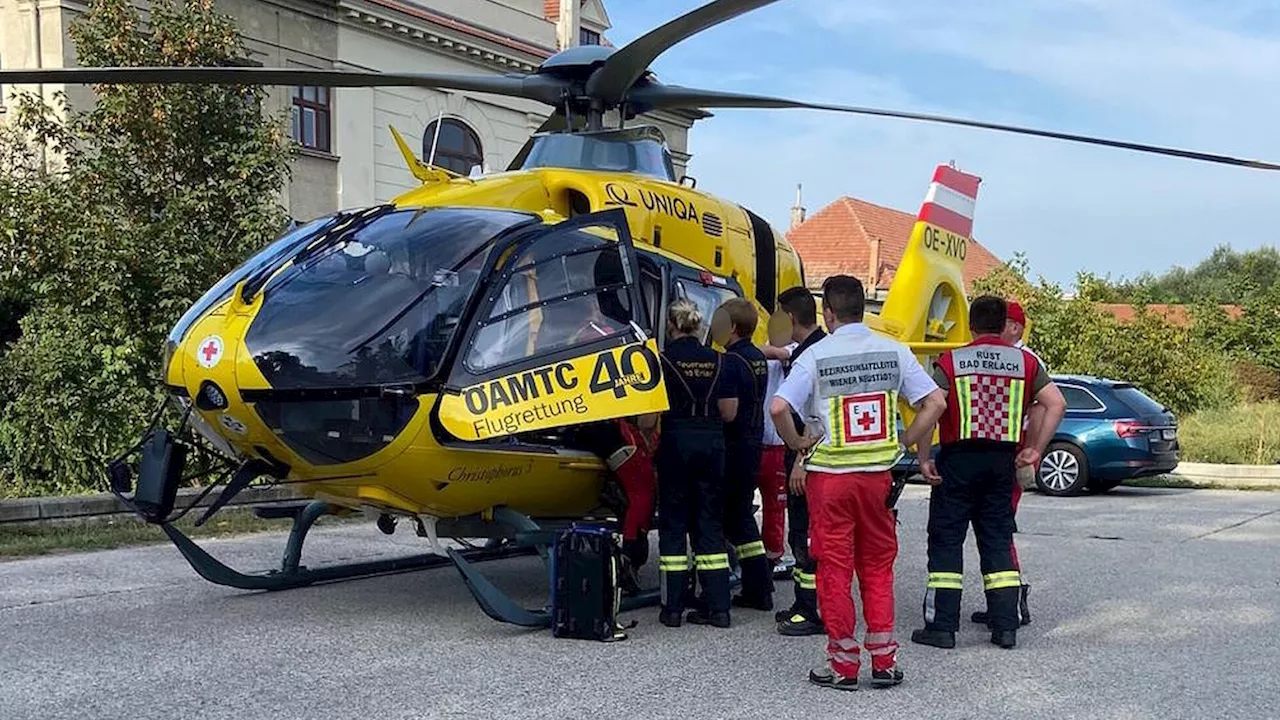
[973,255,1237,416]
[0,0,293,496]
[1234,362,1280,403]
[1178,403,1280,465]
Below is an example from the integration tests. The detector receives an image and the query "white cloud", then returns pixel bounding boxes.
[804,0,1280,144]
[677,0,1280,285]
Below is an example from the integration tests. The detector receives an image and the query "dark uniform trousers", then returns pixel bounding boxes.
[784,447,819,619]
[923,444,1022,633]
[724,439,771,602]
[658,417,730,614]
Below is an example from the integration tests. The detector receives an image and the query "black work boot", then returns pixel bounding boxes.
[686,609,731,628]
[809,666,859,692]
[991,629,1017,649]
[871,665,905,688]
[778,612,825,636]
[659,609,682,628]
[910,629,956,649]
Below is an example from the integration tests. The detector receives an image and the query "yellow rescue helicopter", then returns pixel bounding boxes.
[7,0,1278,626]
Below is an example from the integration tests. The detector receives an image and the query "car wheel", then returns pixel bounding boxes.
[1036,442,1089,496]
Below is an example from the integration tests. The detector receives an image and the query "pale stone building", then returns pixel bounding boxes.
[0,0,703,221]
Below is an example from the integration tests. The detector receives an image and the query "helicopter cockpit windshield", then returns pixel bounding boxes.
[242,207,539,391]
[515,127,676,181]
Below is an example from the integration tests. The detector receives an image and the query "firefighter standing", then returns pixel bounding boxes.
[712,298,774,610]
[773,286,828,636]
[971,300,1048,626]
[656,299,740,628]
[912,296,1066,650]
[771,275,946,690]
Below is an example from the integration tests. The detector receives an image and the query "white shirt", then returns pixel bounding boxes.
[1015,339,1049,374]
[761,342,798,446]
[774,324,938,430]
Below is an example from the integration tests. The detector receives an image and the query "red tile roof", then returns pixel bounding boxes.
[544,0,612,45]
[1096,303,1243,327]
[785,196,1004,291]
[545,0,589,21]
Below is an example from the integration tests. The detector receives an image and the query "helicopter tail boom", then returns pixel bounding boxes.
[877,163,982,349]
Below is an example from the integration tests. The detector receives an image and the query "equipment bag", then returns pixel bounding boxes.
[550,523,634,642]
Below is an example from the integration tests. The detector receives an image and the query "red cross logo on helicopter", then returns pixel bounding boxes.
[196,335,224,369]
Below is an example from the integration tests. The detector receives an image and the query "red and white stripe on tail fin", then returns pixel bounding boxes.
[918,165,981,239]
[877,163,984,345]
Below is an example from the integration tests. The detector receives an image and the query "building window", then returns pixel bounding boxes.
[422,118,484,176]
[580,28,601,45]
[291,86,331,153]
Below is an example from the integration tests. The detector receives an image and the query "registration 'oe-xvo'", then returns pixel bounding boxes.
[5,0,1276,627]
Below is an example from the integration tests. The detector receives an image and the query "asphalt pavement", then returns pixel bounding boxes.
[2,486,1278,720]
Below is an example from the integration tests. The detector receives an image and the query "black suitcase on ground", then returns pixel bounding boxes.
[551,523,631,642]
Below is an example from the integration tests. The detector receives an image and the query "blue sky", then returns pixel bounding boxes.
[603,0,1280,286]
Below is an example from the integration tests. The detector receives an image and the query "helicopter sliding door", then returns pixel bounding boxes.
[436,209,669,442]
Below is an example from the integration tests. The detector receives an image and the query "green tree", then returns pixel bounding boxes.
[1078,245,1280,305]
[0,0,294,496]
[973,257,1237,416]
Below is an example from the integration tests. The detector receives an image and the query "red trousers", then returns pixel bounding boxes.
[616,422,658,541]
[755,445,788,559]
[808,470,898,676]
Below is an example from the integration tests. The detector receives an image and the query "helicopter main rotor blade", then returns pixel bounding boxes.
[586,0,781,105]
[0,66,546,99]
[629,86,1280,172]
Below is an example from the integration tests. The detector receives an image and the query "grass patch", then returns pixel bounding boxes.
[1123,475,1280,491]
[1177,402,1280,464]
[1124,475,1200,489]
[0,506,366,560]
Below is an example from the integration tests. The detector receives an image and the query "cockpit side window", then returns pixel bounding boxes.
[674,279,739,346]
[640,268,662,338]
[465,227,634,373]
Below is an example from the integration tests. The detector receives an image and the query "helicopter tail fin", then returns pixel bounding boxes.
[918,165,980,240]
[875,164,982,346]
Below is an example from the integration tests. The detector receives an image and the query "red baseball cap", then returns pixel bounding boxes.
[1006,301,1026,325]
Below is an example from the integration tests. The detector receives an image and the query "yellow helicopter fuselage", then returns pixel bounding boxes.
[163,160,972,523]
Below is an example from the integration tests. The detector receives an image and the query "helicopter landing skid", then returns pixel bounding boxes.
[446,509,663,629]
[160,500,537,593]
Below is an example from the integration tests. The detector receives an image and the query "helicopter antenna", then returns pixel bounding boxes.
[426,109,444,168]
